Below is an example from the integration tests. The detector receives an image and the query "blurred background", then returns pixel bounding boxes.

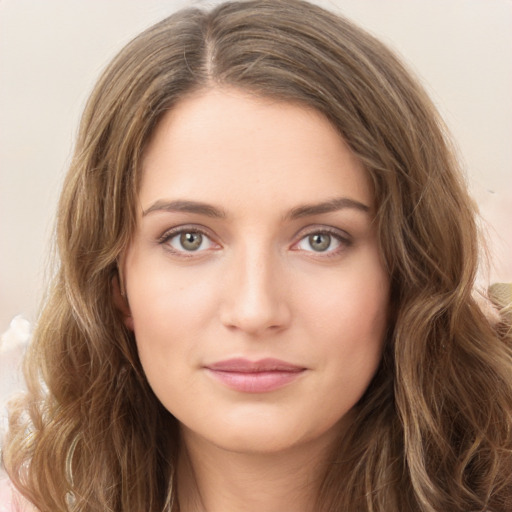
[1,0,511,336]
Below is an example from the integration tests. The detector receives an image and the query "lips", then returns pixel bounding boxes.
[205,358,306,393]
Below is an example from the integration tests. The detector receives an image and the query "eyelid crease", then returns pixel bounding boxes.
[292,224,352,243]
[157,225,218,246]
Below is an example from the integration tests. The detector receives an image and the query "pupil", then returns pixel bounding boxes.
[309,233,330,251]
[180,232,202,251]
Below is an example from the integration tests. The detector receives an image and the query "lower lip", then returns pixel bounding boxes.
[206,369,305,393]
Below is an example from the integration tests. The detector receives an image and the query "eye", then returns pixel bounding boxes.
[160,228,217,254]
[304,233,334,252]
[293,228,350,255]
[297,233,340,252]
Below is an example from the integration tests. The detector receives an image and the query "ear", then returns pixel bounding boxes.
[112,273,134,331]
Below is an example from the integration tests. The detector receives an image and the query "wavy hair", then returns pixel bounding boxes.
[3,1,511,510]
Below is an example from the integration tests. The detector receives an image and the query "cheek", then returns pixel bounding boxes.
[297,254,389,342]
[295,253,389,387]
[125,260,221,382]
[128,260,220,332]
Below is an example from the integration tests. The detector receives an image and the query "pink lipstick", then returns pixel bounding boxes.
[205,358,306,393]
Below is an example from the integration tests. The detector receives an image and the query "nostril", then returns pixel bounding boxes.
[219,300,291,335]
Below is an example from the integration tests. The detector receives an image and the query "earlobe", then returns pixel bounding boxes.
[112,273,134,331]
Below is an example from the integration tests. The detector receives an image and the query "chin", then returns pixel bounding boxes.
[215,430,304,454]
[181,409,343,456]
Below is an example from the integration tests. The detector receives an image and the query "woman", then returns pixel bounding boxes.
[2,0,511,510]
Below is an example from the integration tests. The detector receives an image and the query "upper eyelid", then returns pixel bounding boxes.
[293,224,351,241]
[156,224,351,248]
[158,224,217,243]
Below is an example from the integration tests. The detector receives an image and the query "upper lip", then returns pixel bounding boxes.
[206,358,305,373]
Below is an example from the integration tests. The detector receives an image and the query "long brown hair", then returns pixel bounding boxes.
[4,1,511,510]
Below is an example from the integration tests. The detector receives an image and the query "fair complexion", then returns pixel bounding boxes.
[119,87,390,512]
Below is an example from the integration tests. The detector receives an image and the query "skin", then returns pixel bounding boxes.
[119,87,390,512]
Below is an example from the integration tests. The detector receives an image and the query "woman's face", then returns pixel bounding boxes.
[121,88,390,454]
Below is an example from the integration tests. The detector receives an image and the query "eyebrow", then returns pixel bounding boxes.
[142,200,227,218]
[142,197,370,219]
[285,197,370,220]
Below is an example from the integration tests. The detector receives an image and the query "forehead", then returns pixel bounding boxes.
[139,87,372,215]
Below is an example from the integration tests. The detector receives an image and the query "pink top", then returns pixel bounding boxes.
[0,478,34,512]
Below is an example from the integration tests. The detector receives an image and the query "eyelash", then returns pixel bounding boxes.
[291,226,352,257]
[157,225,352,257]
[157,225,219,257]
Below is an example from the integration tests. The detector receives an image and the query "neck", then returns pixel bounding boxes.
[177,428,336,512]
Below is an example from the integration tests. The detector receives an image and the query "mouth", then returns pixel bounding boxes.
[204,358,307,393]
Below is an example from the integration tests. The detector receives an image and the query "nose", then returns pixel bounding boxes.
[219,246,291,335]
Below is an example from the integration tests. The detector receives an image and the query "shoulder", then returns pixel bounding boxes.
[0,477,38,512]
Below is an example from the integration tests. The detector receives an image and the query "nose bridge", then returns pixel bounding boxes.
[221,237,289,334]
